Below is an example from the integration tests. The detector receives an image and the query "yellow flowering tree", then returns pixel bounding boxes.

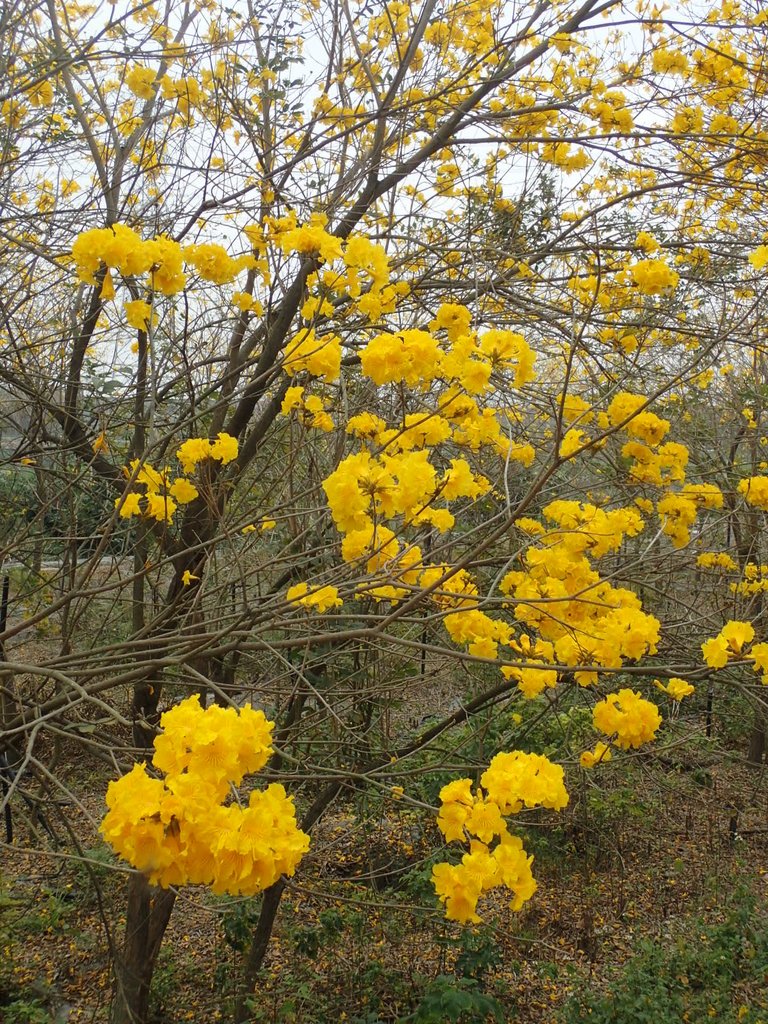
[1,0,768,1020]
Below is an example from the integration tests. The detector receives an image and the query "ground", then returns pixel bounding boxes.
[3,715,768,1023]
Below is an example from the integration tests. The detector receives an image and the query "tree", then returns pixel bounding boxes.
[2,0,768,1020]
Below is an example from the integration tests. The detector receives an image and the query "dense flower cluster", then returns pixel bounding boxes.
[738,476,768,510]
[358,324,535,393]
[697,551,739,571]
[72,224,254,297]
[630,257,679,295]
[656,492,698,548]
[701,621,768,685]
[592,688,662,749]
[501,501,659,687]
[101,696,310,893]
[282,328,343,382]
[177,432,238,473]
[623,439,689,487]
[432,752,568,923]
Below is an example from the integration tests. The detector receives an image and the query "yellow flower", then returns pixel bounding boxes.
[664,677,695,701]
[286,582,342,613]
[702,636,729,669]
[100,270,116,300]
[184,243,252,285]
[124,299,153,331]
[181,570,199,586]
[126,64,159,100]
[630,258,679,295]
[283,328,342,383]
[580,742,612,768]
[281,386,304,414]
[738,476,768,510]
[145,492,176,523]
[210,432,239,465]
[176,437,212,474]
[592,689,662,749]
[169,478,199,504]
[116,492,142,518]
[27,80,54,107]
[720,619,755,654]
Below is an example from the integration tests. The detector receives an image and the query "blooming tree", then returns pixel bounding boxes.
[2,0,768,1019]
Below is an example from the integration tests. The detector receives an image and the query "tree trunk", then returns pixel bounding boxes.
[111,872,176,1024]
[233,880,286,1024]
[233,781,344,1022]
[748,713,765,766]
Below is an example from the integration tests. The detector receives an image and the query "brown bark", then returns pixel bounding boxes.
[111,872,176,1024]
[233,781,344,1022]
[748,713,766,766]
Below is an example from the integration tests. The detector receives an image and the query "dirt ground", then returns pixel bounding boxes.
[3,722,768,1023]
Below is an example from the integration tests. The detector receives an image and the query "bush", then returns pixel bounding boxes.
[558,883,768,1024]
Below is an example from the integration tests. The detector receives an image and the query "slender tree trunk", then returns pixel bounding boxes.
[233,781,344,1022]
[111,872,176,1024]
[748,712,766,766]
[233,881,286,1024]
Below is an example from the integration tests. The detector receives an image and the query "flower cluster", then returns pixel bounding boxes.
[358,323,535,394]
[115,461,198,524]
[281,387,334,432]
[101,696,310,893]
[432,751,568,923]
[115,434,238,524]
[72,224,254,298]
[603,391,692,488]
[681,483,724,510]
[501,501,659,687]
[702,620,768,684]
[592,688,662,749]
[702,619,755,668]
[656,492,698,548]
[697,551,738,571]
[730,562,768,596]
[501,634,558,698]
[608,392,670,445]
[282,328,343,383]
[286,581,343,613]
[622,440,689,487]
[630,257,679,295]
[176,433,239,473]
[749,245,768,271]
[738,476,768,510]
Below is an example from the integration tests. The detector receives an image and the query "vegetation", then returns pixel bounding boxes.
[2,0,768,1020]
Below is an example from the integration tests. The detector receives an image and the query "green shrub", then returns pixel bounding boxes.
[558,884,768,1024]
